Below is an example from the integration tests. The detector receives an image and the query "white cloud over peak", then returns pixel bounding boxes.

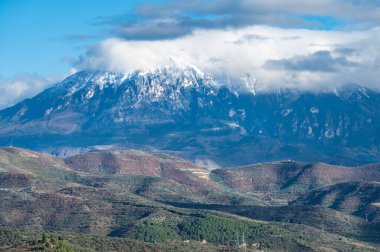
[0,72,75,109]
[75,25,380,91]
[0,74,55,109]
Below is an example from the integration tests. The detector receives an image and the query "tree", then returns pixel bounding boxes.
[42,233,47,243]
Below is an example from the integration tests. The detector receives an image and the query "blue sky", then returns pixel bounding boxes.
[0,0,146,76]
[0,0,380,108]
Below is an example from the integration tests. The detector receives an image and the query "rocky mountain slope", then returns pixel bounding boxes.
[0,66,379,166]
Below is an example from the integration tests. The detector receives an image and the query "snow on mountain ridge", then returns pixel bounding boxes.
[55,65,378,104]
[1,65,380,167]
[60,65,210,96]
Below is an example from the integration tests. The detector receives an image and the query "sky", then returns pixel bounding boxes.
[1,0,380,108]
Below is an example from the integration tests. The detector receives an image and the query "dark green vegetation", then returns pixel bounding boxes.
[0,147,379,251]
[0,227,231,252]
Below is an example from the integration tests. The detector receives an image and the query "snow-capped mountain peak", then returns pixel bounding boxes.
[1,65,380,167]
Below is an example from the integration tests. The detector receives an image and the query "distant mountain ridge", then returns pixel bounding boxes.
[0,66,379,166]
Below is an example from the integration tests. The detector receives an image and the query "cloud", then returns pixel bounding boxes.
[103,0,380,40]
[63,34,96,42]
[264,50,357,72]
[0,74,50,109]
[334,47,357,56]
[74,25,380,91]
[114,18,193,40]
[233,34,269,44]
[0,71,76,110]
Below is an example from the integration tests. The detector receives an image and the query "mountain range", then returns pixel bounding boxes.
[0,66,380,167]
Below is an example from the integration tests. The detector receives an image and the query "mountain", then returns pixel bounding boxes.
[0,66,380,166]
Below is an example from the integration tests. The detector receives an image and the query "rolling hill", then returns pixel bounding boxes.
[212,161,380,192]
[292,181,380,222]
[0,147,380,251]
